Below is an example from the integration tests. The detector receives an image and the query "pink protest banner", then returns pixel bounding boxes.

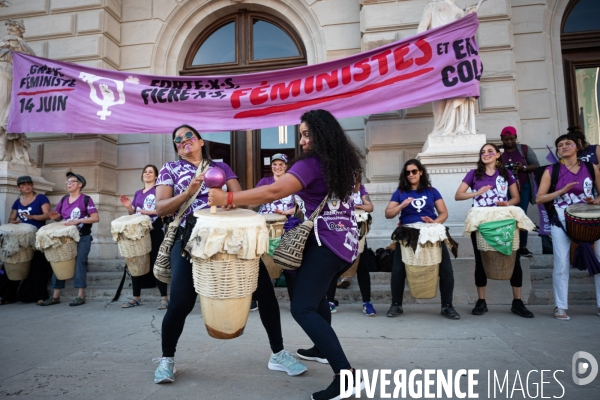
[9,14,481,134]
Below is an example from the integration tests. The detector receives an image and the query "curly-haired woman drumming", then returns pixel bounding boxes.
[209,109,365,400]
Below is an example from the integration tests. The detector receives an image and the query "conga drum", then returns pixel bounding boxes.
[187,208,268,339]
[260,213,287,279]
[464,206,534,280]
[111,214,153,276]
[0,224,37,280]
[565,204,600,266]
[36,222,80,280]
[397,223,446,299]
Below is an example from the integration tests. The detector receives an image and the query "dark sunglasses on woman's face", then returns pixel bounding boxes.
[405,169,420,176]
[173,131,195,144]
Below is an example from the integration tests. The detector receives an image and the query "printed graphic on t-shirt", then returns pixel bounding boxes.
[474,175,509,207]
[555,177,594,208]
[584,177,593,197]
[143,194,156,210]
[410,196,428,212]
[18,207,32,221]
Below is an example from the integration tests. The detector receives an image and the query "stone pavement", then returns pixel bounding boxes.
[0,301,599,400]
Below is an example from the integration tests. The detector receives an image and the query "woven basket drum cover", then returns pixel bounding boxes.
[565,204,600,243]
[0,224,37,281]
[400,240,442,299]
[260,213,287,279]
[111,214,153,276]
[475,226,519,280]
[36,222,80,280]
[189,208,268,339]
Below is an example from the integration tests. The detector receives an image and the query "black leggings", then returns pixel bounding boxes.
[326,245,372,303]
[131,220,168,297]
[391,241,455,306]
[471,232,522,288]
[290,243,352,374]
[161,239,283,357]
[283,270,297,301]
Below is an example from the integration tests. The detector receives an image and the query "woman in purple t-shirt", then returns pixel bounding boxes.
[42,172,99,307]
[569,126,600,165]
[385,159,458,320]
[119,165,169,310]
[153,125,306,385]
[536,134,600,320]
[455,143,534,318]
[209,110,365,399]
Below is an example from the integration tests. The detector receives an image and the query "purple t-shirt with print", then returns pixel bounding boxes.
[550,163,595,209]
[462,169,517,207]
[156,160,237,226]
[256,176,295,214]
[578,144,598,165]
[352,185,368,206]
[132,186,158,222]
[288,157,359,263]
[55,194,98,231]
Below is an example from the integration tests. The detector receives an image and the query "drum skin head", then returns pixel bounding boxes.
[565,204,600,218]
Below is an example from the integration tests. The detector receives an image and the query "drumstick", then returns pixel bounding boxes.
[204,167,227,214]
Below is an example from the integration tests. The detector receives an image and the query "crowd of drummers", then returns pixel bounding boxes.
[1,110,599,400]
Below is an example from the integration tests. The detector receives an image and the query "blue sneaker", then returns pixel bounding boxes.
[363,302,377,316]
[268,350,308,376]
[153,357,176,383]
[329,302,337,314]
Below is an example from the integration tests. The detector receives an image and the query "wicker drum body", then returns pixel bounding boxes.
[0,224,37,281]
[475,227,519,280]
[188,208,268,339]
[111,214,153,277]
[260,214,287,279]
[565,204,600,243]
[36,223,80,280]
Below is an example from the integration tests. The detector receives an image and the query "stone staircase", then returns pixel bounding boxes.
[56,253,598,306]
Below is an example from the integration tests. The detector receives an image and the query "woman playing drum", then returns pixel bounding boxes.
[385,159,459,319]
[255,153,296,305]
[455,143,534,318]
[2,176,51,305]
[209,109,365,400]
[119,165,169,310]
[41,172,99,307]
[326,181,376,316]
[153,125,306,384]
[536,134,600,320]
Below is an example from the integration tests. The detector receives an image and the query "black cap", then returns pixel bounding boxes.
[66,172,86,189]
[16,176,33,185]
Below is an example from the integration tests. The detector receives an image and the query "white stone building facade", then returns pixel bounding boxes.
[1,0,596,257]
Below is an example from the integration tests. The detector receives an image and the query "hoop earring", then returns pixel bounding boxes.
[496,159,502,168]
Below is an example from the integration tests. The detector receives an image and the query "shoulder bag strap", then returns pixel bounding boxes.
[308,195,329,221]
[171,160,210,228]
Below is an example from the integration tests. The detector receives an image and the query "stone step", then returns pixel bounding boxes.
[88,259,125,272]
[530,268,596,285]
[58,286,166,302]
[529,254,554,269]
[528,284,599,305]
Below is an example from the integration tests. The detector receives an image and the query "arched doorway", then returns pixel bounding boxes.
[561,0,600,144]
[180,9,307,189]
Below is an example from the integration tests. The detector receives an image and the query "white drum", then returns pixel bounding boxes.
[188,208,268,339]
[0,224,37,281]
[36,222,80,280]
[111,214,153,276]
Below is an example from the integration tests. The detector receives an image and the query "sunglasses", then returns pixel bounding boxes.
[66,179,79,185]
[405,169,420,176]
[173,131,195,144]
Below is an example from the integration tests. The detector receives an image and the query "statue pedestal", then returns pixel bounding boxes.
[417,134,487,257]
[0,161,54,224]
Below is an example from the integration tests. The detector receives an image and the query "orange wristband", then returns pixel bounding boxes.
[227,191,234,206]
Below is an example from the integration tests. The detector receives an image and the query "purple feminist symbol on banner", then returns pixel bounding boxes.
[79,72,138,120]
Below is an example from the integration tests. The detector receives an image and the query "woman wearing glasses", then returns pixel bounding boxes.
[41,172,99,307]
[119,165,169,310]
[536,134,600,320]
[385,159,459,319]
[455,143,534,318]
[152,125,307,385]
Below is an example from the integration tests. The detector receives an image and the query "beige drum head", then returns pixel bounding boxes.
[194,207,259,220]
[263,214,287,223]
[565,203,600,219]
[112,214,151,225]
[37,222,78,237]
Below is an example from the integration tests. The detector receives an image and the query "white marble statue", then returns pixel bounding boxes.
[417,0,485,136]
[0,19,36,165]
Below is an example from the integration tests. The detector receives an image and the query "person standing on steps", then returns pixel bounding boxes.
[119,165,169,310]
[499,126,539,258]
[41,172,99,307]
[455,143,534,319]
